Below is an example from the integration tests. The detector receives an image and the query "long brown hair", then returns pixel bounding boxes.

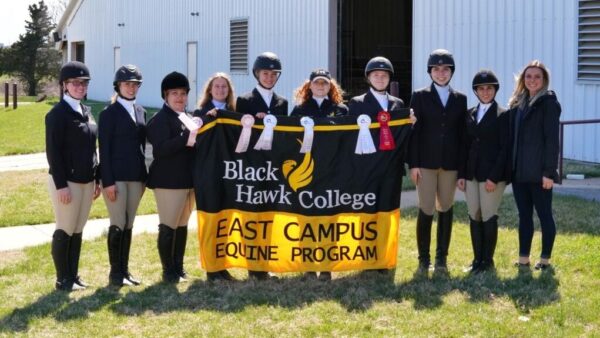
[508,60,550,109]
[197,72,236,110]
[293,78,345,105]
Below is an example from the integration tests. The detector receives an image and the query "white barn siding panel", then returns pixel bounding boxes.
[64,0,330,112]
[413,0,600,162]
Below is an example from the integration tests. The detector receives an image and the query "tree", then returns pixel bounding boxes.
[0,1,61,95]
[49,0,69,25]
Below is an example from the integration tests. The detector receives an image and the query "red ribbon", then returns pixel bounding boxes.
[377,111,395,151]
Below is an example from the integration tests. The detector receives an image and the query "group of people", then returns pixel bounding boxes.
[409,50,561,277]
[45,49,561,291]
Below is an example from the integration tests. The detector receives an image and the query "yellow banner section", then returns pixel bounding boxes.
[197,209,400,272]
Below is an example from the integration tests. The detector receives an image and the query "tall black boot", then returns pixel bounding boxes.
[416,209,434,272]
[481,215,499,271]
[173,226,188,280]
[464,218,483,274]
[108,225,125,286]
[435,207,454,272]
[52,229,78,291]
[158,224,179,283]
[122,228,140,285]
[69,232,87,289]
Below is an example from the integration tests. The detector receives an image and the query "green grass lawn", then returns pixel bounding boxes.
[0,195,598,336]
[0,169,157,227]
[563,159,600,178]
[0,99,158,156]
[0,102,51,155]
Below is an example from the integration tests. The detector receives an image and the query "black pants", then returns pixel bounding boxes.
[512,182,556,259]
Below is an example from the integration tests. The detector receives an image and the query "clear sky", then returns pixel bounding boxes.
[0,0,61,46]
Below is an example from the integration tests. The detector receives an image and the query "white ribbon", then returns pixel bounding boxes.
[355,114,376,154]
[300,116,314,153]
[178,113,201,131]
[254,114,277,151]
[235,114,255,153]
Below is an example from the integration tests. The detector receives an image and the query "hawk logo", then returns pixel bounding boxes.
[282,141,314,192]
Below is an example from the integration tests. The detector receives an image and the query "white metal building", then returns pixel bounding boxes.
[56,0,599,162]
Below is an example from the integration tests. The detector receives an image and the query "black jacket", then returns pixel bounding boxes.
[235,88,288,116]
[462,101,510,183]
[290,98,349,117]
[348,90,404,118]
[193,101,234,117]
[509,90,561,183]
[408,83,468,172]
[45,98,98,189]
[98,101,147,187]
[146,104,195,189]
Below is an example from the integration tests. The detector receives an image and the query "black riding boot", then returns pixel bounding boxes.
[208,270,235,282]
[435,207,454,272]
[122,228,140,285]
[173,226,188,280]
[481,215,499,271]
[69,232,87,288]
[464,218,483,274]
[157,224,179,283]
[108,225,125,286]
[416,209,434,272]
[52,230,79,291]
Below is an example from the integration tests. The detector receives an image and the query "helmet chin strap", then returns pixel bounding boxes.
[474,91,496,104]
[118,93,136,101]
[257,82,274,90]
[431,74,453,87]
[368,83,388,93]
[256,72,280,90]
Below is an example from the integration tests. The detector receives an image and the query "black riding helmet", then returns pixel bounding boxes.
[472,69,499,91]
[364,56,394,78]
[427,49,455,74]
[113,64,143,93]
[160,71,190,99]
[59,61,90,95]
[364,56,394,91]
[252,52,282,88]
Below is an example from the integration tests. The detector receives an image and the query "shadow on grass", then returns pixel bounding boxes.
[460,268,560,313]
[106,268,559,315]
[0,290,70,332]
[0,267,561,333]
[54,286,121,322]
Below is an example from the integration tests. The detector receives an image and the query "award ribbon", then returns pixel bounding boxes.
[377,111,395,150]
[254,114,277,151]
[355,114,376,154]
[235,114,255,153]
[300,116,315,153]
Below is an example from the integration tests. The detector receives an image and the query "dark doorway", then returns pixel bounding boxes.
[338,0,412,103]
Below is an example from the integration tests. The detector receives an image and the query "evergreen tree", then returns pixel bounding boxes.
[0,1,61,95]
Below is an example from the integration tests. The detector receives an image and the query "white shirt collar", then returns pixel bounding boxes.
[477,102,492,123]
[256,85,273,107]
[433,83,450,106]
[117,96,136,122]
[63,94,83,115]
[433,83,450,94]
[370,88,389,111]
[212,99,227,110]
[312,96,326,107]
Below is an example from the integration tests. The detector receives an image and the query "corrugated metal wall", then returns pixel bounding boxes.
[65,0,330,113]
[413,0,599,162]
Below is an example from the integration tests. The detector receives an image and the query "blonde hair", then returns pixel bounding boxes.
[293,78,345,105]
[508,60,550,109]
[197,72,236,110]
